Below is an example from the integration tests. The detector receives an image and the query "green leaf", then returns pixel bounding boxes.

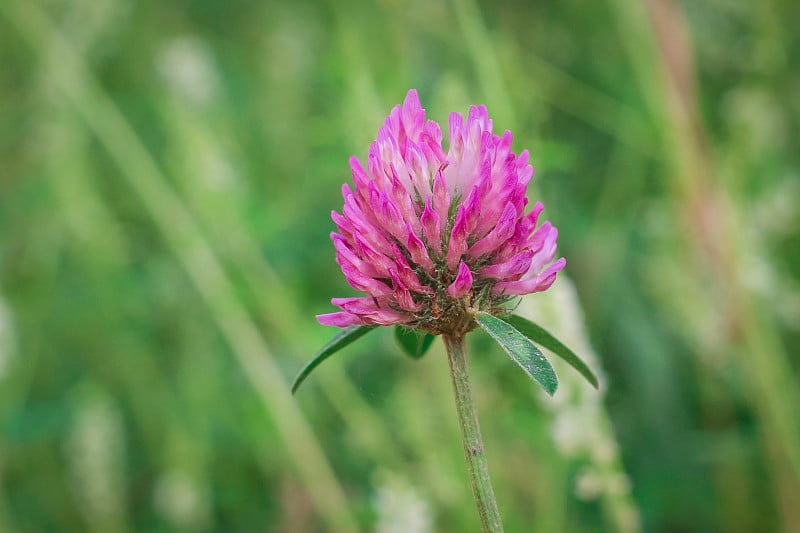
[291,325,377,394]
[394,326,436,359]
[506,314,599,389]
[475,312,558,395]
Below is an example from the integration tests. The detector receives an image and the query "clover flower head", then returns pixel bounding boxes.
[317,90,565,336]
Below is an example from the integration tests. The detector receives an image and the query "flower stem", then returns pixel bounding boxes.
[444,334,504,533]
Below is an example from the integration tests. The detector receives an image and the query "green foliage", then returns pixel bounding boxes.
[292,325,377,394]
[506,314,599,389]
[0,0,798,531]
[475,312,558,396]
[394,326,436,360]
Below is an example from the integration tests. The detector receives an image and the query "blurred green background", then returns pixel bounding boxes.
[1,0,799,531]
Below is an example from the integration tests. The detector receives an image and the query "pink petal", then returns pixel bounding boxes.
[342,199,393,255]
[352,233,394,277]
[447,261,473,298]
[331,210,354,237]
[479,250,534,280]
[365,309,415,326]
[448,112,464,155]
[401,89,424,139]
[349,156,371,191]
[333,235,380,278]
[406,141,433,198]
[377,191,405,241]
[526,225,559,275]
[317,312,367,327]
[331,296,377,310]
[446,206,469,271]
[432,170,450,224]
[468,202,517,259]
[390,269,421,312]
[462,187,482,234]
[524,220,553,254]
[328,295,414,326]
[466,104,492,135]
[420,198,442,255]
[493,257,566,295]
[405,223,435,273]
[523,202,545,234]
[388,173,422,236]
[339,262,393,297]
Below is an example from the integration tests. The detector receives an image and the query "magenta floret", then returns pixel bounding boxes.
[318,90,565,334]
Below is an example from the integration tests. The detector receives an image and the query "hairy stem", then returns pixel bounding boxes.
[444,334,504,532]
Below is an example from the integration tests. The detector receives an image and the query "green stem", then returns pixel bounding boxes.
[443,334,504,533]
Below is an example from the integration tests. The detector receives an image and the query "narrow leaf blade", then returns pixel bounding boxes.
[507,314,599,389]
[291,325,377,394]
[394,326,436,360]
[475,312,558,395]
